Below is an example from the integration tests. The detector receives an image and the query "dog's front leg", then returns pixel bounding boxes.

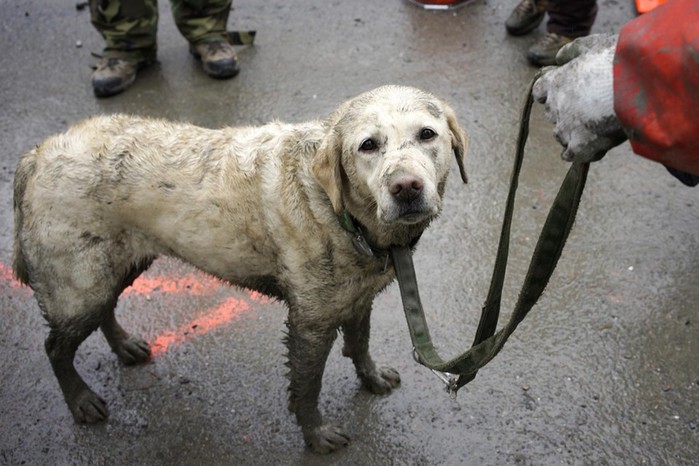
[285,312,350,453]
[341,304,401,394]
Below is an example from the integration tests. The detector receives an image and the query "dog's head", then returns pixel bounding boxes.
[312,85,468,227]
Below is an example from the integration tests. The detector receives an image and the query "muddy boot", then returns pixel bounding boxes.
[527,32,572,66]
[190,39,240,79]
[91,57,151,98]
[505,0,549,36]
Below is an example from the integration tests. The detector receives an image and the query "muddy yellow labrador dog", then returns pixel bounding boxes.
[13,85,468,453]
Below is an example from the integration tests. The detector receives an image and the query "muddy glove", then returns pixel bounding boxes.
[533,34,628,163]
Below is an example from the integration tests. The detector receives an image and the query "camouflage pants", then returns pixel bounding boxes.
[90,0,232,61]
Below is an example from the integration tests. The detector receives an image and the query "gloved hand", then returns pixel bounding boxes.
[533,33,628,163]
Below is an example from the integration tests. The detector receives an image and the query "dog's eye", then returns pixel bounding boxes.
[419,128,437,141]
[359,138,378,152]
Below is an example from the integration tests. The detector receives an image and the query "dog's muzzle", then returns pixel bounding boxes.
[388,174,435,224]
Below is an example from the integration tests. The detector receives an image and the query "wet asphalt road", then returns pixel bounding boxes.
[1,0,697,465]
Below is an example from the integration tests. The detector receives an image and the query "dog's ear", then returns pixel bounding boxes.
[444,103,469,184]
[312,128,344,213]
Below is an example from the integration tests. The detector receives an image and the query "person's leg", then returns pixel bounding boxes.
[89,0,159,96]
[528,0,598,66]
[171,0,230,43]
[505,0,549,36]
[546,0,598,38]
[171,0,240,78]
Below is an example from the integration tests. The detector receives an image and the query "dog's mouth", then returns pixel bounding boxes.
[396,213,429,225]
[391,202,437,225]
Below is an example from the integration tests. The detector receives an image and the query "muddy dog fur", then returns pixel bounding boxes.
[13,85,468,453]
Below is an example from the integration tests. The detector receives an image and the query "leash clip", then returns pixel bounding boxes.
[412,348,459,398]
[351,231,375,257]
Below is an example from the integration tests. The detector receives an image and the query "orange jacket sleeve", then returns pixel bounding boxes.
[613,0,699,176]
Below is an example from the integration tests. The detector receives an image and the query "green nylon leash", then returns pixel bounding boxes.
[391,71,590,394]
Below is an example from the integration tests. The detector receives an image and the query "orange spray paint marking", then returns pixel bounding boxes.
[2,260,273,357]
[0,262,26,290]
[123,272,273,305]
[149,296,251,356]
[246,290,273,305]
[123,273,224,296]
[123,272,273,356]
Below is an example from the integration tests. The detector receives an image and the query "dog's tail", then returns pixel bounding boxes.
[12,149,37,285]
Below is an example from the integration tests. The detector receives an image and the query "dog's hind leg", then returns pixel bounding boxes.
[28,237,147,423]
[100,258,154,365]
[341,303,400,395]
[42,294,118,424]
[100,311,151,365]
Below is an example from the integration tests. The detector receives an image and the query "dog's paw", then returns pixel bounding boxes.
[112,336,151,365]
[361,366,401,395]
[69,389,108,424]
[304,424,351,454]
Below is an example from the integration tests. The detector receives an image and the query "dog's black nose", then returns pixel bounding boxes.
[390,175,423,202]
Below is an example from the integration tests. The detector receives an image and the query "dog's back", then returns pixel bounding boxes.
[13,114,330,285]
